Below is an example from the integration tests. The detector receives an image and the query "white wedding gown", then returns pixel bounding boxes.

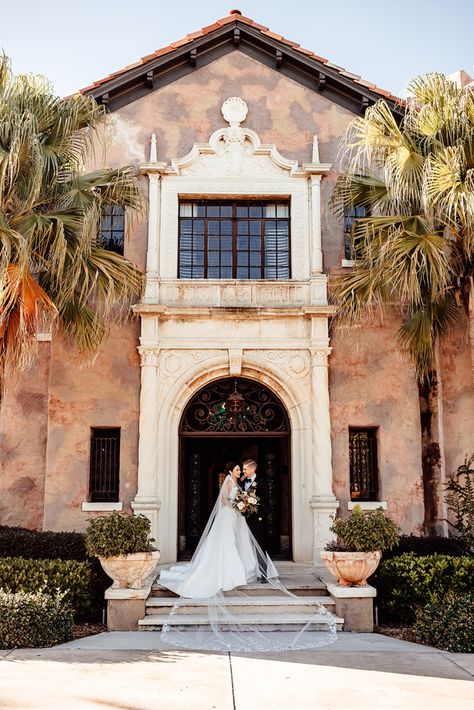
[158,475,338,652]
[160,475,277,598]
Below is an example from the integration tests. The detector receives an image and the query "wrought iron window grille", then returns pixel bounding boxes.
[89,428,121,502]
[349,427,379,501]
[180,378,289,435]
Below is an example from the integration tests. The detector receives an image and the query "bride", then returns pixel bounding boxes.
[160,462,277,598]
[158,462,338,652]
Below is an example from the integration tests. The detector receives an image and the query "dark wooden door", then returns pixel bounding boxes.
[179,436,291,559]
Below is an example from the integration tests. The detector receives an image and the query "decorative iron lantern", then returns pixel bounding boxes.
[225,381,245,419]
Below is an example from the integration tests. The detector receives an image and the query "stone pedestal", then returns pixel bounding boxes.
[319,566,376,632]
[104,574,155,631]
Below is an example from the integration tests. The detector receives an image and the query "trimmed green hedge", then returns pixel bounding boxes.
[383,534,470,559]
[0,590,73,648]
[0,558,94,619]
[376,553,474,624]
[0,525,87,560]
[415,593,474,653]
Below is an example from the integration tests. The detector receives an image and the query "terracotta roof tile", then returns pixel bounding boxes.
[248,20,269,31]
[279,37,301,48]
[79,11,398,103]
[261,30,284,41]
[170,36,193,48]
[201,21,221,33]
[356,79,377,89]
[216,15,240,26]
[186,30,205,40]
[296,47,315,57]
[153,46,174,58]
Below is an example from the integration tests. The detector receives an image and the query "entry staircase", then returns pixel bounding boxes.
[138,562,344,632]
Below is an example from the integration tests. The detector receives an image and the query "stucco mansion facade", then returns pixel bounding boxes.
[1,12,473,565]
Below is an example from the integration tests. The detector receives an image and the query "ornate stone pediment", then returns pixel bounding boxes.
[143,97,330,179]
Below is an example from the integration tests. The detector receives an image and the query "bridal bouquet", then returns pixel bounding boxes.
[233,484,260,516]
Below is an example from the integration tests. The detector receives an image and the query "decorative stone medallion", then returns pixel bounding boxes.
[221,97,248,126]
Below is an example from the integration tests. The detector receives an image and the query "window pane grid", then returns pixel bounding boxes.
[344,205,366,261]
[349,427,379,501]
[100,205,125,255]
[178,201,290,279]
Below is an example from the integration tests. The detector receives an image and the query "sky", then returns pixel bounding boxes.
[1,0,473,98]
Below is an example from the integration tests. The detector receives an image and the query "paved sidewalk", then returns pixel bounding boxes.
[0,632,472,710]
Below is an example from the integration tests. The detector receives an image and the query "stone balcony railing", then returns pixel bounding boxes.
[142,278,329,310]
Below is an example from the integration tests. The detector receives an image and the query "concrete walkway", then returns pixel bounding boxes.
[0,632,472,710]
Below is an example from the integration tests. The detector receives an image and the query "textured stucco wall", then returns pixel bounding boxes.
[440,319,474,482]
[0,342,51,528]
[329,315,425,532]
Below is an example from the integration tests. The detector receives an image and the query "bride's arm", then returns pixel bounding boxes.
[220,477,233,506]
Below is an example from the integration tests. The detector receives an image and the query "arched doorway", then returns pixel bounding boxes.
[178,377,291,559]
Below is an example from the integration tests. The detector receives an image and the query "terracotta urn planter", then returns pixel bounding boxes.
[99,550,161,589]
[321,550,382,587]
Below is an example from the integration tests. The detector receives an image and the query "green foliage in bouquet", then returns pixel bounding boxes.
[84,512,155,558]
[0,590,73,648]
[330,504,400,552]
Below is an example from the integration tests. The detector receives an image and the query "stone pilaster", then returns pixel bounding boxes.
[131,347,160,540]
[310,347,338,564]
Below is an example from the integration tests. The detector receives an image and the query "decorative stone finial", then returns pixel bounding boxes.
[229,9,242,15]
[221,97,248,127]
[312,134,320,163]
[149,133,157,163]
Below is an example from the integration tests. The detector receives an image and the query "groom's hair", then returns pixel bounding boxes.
[243,459,257,472]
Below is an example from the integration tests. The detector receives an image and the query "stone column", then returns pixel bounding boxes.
[131,347,160,542]
[310,174,323,275]
[309,347,339,564]
[140,134,166,304]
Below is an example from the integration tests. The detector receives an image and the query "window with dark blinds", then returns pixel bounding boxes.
[344,205,366,261]
[99,205,125,255]
[89,428,121,502]
[349,427,379,501]
[178,200,290,279]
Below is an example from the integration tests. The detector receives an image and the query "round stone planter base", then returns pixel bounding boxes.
[99,550,161,589]
[321,550,382,587]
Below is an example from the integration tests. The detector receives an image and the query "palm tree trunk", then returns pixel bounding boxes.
[418,346,448,535]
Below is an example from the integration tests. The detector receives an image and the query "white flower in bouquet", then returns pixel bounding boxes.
[248,497,256,504]
[237,501,245,510]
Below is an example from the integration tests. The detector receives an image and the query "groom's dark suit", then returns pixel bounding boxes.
[241,474,267,579]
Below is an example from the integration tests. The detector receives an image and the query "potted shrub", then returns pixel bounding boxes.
[321,505,400,586]
[84,512,160,589]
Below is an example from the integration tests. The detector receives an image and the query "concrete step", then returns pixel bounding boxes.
[145,595,335,616]
[138,611,343,632]
[151,578,329,598]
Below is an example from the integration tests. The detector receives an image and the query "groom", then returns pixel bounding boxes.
[241,459,268,583]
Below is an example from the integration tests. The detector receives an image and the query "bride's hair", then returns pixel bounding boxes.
[224,461,239,475]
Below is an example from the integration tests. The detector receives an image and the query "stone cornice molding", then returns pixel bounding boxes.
[134,304,334,318]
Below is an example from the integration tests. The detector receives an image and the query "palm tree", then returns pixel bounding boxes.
[0,55,144,378]
[330,73,474,534]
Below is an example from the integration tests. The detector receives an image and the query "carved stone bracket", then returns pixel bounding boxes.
[228,348,243,376]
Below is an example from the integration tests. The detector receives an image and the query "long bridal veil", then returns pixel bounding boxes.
[159,475,338,652]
